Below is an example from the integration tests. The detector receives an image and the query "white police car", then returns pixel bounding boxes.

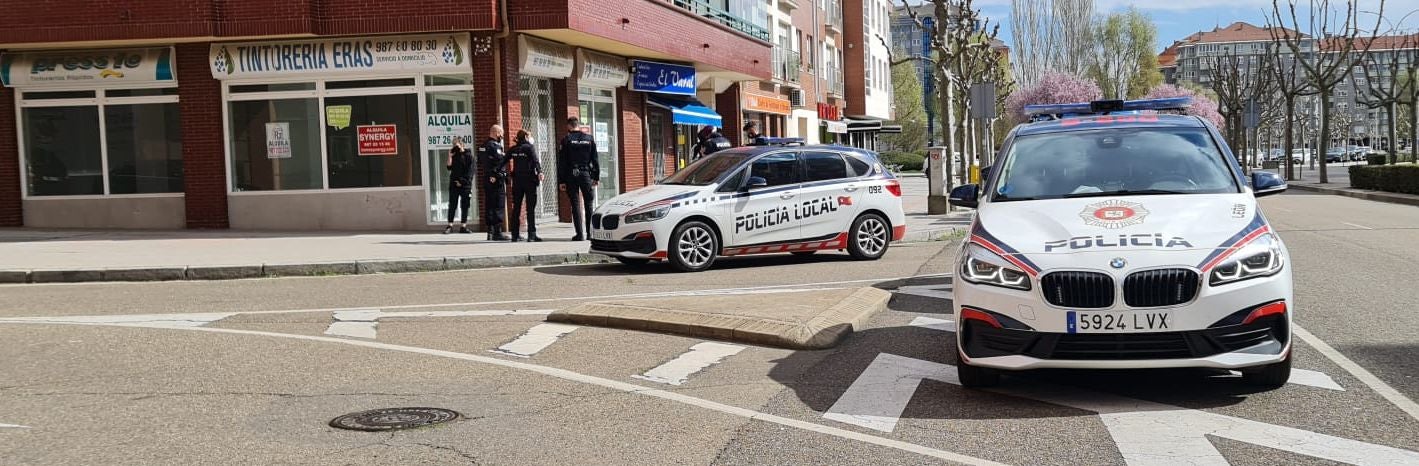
[949,98,1294,388]
[588,141,907,272]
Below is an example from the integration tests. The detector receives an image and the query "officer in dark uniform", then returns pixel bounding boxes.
[478,125,510,241]
[743,120,768,146]
[693,125,732,161]
[443,140,475,234]
[558,117,599,241]
[506,129,544,242]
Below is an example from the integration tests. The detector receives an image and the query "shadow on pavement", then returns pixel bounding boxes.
[531,252,861,276]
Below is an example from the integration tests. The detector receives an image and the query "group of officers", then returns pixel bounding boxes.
[443,118,768,242]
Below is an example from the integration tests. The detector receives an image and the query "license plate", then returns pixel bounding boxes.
[1067,311,1172,333]
[590,230,614,241]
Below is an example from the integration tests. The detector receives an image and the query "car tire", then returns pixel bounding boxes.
[847,213,891,261]
[616,257,651,266]
[957,351,1001,388]
[668,220,718,273]
[1241,353,1292,389]
[790,251,818,256]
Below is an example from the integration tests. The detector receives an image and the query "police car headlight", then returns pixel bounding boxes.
[961,244,1032,291]
[1210,234,1285,286]
[625,206,671,224]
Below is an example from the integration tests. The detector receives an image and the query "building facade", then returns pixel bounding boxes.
[0,0,780,230]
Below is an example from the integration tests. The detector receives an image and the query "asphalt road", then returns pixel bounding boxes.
[2,193,1418,465]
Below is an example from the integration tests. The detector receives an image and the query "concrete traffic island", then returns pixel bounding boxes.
[547,287,892,349]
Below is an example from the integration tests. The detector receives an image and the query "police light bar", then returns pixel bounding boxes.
[1024,97,1193,119]
[761,137,806,146]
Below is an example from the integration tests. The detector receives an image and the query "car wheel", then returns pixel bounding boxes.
[616,257,650,266]
[790,251,818,256]
[668,220,718,272]
[957,351,1001,388]
[847,213,891,261]
[1241,353,1292,389]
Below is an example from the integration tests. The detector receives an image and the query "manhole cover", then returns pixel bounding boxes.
[329,407,460,432]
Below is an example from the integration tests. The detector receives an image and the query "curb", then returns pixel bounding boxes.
[547,287,892,349]
[1289,184,1419,208]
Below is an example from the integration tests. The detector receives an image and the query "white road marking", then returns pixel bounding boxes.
[379,309,554,318]
[895,284,953,301]
[0,423,28,429]
[633,342,745,385]
[0,319,1005,466]
[323,310,380,339]
[1342,222,1374,230]
[1295,325,1419,422]
[0,313,232,329]
[492,323,579,357]
[1225,368,1345,391]
[909,316,956,333]
[827,353,1419,465]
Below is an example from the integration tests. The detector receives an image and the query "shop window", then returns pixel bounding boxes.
[23,90,95,100]
[426,75,473,87]
[104,103,183,194]
[106,88,179,98]
[23,106,102,196]
[326,78,417,90]
[229,98,324,191]
[230,83,316,93]
[324,94,420,189]
[19,87,182,197]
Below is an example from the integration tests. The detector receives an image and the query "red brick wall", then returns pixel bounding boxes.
[0,85,19,227]
[175,43,228,229]
[618,88,647,192]
[716,84,745,146]
[471,34,502,231]
[214,0,313,37]
[0,1,216,44]
[842,0,867,117]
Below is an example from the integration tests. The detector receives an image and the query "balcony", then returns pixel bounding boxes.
[670,0,771,42]
[826,0,843,33]
[824,67,845,97]
[773,47,802,83]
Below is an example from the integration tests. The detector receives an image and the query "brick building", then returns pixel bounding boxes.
[0,0,775,230]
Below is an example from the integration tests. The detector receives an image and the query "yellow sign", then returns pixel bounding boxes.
[326,105,352,130]
[743,94,791,115]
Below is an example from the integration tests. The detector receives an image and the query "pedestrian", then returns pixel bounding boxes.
[507,129,544,242]
[693,125,732,161]
[743,121,768,146]
[479,125,510,241]
[558,117,598,241]
[443,140,474,234]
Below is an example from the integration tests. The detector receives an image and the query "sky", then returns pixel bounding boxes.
[966,0,1419,52]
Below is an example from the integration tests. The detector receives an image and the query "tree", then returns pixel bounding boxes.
[1009,0,1094,88]
[1271,0,1386,183]
[1202,43,1276,169]
[1004,70,1103,124]
[1264,21,1317,180]
[886,50,929,152]
[1090,8,1163,99]
[1393,42,1418,162]
[1356,33,1417,164]
[1144,84,1225,129]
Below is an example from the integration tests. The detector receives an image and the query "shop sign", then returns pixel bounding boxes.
[357,125,399,156]
[424,113,473,149]
[630,60,696,96]
[1,47,174,88]
[210,34,470,80]
[266,123,292,159]
[518,35,574,79]
[325,105,352,130]
[825,121,848,134]
[744,94,791,115]
[817,103,841,121]
[577,49,629,88]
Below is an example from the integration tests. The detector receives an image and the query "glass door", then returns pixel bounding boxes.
[425,89,473,224]
[578,87,618,206]
[648,113,667,182]
[519,77,557,220]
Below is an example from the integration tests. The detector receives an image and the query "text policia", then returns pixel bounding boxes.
[735,196,842,234]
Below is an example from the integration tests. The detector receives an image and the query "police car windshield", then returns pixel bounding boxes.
[993,127,1239,201]
[662,153,748,186]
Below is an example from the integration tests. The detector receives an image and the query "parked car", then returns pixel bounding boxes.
[1289,149,1309,165]
[1325,148,1346,163]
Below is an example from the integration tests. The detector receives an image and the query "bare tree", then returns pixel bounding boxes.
[1271,0,1386,183]
[1054,0,1095,76]
[1205,46,1276,169]
[1266,21,1318,180]
[1009,0,1093,88]
[1356,33,1416,164]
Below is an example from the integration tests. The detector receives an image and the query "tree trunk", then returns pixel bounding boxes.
[1284,96,1296,180]
[1410,97,1418,163]
[1386,102,1397,165]
[1319,92,1331,184]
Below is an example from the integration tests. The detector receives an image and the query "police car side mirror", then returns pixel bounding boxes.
[1251,171,1287,197]
[949,184,979,208]
[745,176,768,191]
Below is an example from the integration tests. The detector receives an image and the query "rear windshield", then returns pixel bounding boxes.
[993,127,1239,201]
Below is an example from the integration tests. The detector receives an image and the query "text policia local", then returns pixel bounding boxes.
[736,196,841,234]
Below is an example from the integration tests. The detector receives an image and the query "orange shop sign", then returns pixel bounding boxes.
[357,124,399,156]
[743,94,791,115]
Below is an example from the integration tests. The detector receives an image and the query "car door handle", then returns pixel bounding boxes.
[780,192,796,200]
[844,184,859,192]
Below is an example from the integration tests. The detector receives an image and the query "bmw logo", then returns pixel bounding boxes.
[1110,258,1127,269]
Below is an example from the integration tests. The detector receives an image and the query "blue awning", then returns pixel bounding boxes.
[647,94,723,127]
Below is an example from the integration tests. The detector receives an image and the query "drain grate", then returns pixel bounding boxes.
[329,407,460,432]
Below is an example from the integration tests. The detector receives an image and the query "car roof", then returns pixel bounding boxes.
[1015,113,1205,137]
[712,144,880,158]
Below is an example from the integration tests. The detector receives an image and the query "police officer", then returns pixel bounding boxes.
[693,125,732,161]
[479,125,510,241]
[443,140,475,234]
[558,117,598,241]
[743,120,768,146]
[506,129,544,243]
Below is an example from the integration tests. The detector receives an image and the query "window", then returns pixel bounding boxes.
[324,94,420,189]
[846,155,873,176]
[20,88,182,197]
[993,128,1239,201]
[230,98,324,191]
[748,152,800,188]
[804,152,849,181]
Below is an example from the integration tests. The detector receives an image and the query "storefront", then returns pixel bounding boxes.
[635,59,722,172]
[576,49,631,206]
[515,35,574,221]
[3,47,185,228]
[742,93,790,140]
[209,33,474,230]
[819,103,846,144]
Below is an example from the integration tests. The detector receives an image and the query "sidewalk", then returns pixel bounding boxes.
[0,174,968,283]
[1282,161,1419,208]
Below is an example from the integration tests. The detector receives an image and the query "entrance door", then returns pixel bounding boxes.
[425,89,474,224]
[519,77,557,219]
[648,113,667,182]
[578,87,618,206]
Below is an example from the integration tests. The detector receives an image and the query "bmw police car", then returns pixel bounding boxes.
[588,141,907,272]
[949,98,1294,388]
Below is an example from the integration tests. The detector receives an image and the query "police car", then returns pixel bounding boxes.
[588,140,907,272]
[949,98,1294,388]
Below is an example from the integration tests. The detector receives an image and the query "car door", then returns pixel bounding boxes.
[796,151,860,242]
[727,152,802,248]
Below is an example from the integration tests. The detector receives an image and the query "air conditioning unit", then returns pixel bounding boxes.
[788,88,805,107]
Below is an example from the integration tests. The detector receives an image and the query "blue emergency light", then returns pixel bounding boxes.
[760,137,806,146]
[1024,97,1193,121]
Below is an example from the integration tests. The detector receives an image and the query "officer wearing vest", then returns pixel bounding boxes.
[693,125,732,161]
[558,117,599,241]
[506,129,544,243]
[479,125,510,241]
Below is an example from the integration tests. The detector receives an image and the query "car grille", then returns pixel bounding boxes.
[601,214,620,230]
[1123,269,1200,307]
[1040,271,1115,309]
[961,315,1288,361]
[591,213,602,229]
[590,235,655,254]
